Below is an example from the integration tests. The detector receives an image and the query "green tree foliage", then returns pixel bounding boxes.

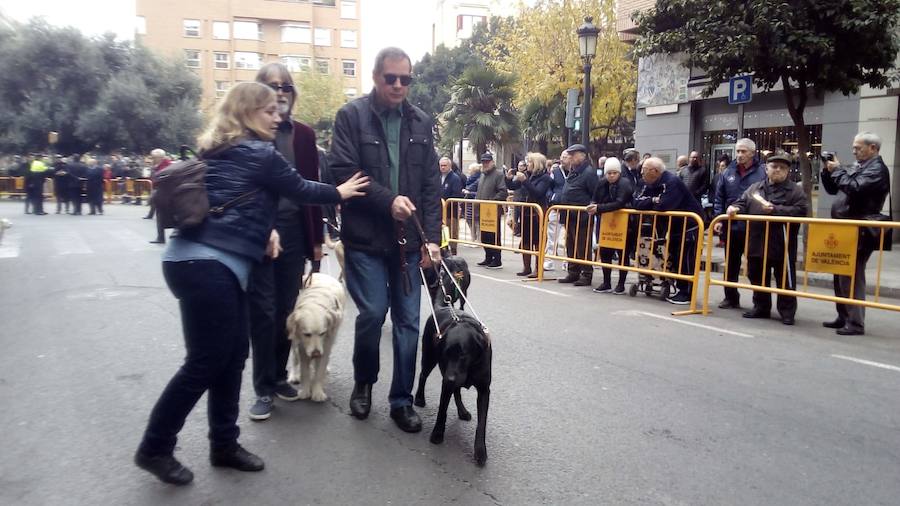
[483,0,636,151]
[440,67,520,157]
[0,19,202,154]
[634,0,900,207]
[408,44,480,123]
[292,70,347,147]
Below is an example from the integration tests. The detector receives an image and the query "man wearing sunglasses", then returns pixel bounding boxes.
[330,47,441,434]
[244,63,327,422]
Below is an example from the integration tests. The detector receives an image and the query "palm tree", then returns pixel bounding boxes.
[440,67,520,158]
[520,95,566,155]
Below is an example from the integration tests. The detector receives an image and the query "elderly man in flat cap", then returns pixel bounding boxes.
[727,152,808,325]
[557,144,599,286]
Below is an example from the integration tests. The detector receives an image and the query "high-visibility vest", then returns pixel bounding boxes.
[30,160,48,173]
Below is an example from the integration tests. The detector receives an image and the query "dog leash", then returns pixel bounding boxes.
[410,214,489,336]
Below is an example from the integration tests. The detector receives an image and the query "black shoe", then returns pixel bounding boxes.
[573,277,592,287]
[149,239,165,244]
[476,259,491,266]
[274,382,300,401]
[349,383,372,419]
[718,299,740,309]
[134,451,194,485]
[667,291,691,305]
[210,444,264,472]
[593,283,612,293]
[390,405,422,433]
[781,316,795,326]
[516,270,532,277]
[558,274,579,284]
[485,260,502,269]
[613,284,626,295]
[836,326,864,336]
[143,216,153,219]
[742,308,771,319]
[822,319,846,329]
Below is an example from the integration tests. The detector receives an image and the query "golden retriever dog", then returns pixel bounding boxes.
[0,218,11,245]
[286,273,345,402]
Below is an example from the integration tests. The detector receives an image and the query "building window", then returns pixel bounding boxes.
[314,28,331,46]
[215,81,231,99]
[214,52,230,69]
[213,21,230,40]
[316,58,330,74]
[234,20,261,40]
[281,55,311,72]
[340,30,357,48]
[183,19,201,37]
[281,23,311,43]
[341,59,356,77]
[234,51,261,70]
[340,1,357,19]
[136,16,146,35]
[456,15,486,39]
[344,88,358,97]
[184,49,201,68]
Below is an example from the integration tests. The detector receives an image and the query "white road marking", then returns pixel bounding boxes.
[469,272,572,297]
[0,229,21,259]
[612,309,755,338]
[831,354,900,373]
[51,230,93,255]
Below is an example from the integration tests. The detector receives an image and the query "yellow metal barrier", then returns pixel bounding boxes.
[702,215,900,315]
[443,197,546,278]
[542,205,706,315]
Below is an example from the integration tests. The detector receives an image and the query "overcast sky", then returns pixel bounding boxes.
[0,0,435,89]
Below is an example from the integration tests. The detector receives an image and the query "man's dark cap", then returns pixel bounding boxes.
[480,152,493,162]
[565,143,588,154]
[766,153,792,167]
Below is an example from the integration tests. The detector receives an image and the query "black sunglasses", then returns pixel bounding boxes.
[383,73,413,86]
[267,83,294,93]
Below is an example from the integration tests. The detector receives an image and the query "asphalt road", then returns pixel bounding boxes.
[1,201,899,505]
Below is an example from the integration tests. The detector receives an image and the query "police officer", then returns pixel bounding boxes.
[726,152,808,325]
[27,154,50,215]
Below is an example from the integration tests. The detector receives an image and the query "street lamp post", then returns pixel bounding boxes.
[577,16,599,146]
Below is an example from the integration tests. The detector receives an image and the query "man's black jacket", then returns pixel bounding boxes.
[329,93,441,254]
[821,155,890,219]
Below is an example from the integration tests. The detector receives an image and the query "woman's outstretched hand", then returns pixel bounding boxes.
[337,171,370,200]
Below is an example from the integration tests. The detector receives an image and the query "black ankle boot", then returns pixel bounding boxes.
[134,450,194,485]
[210,444,264,472]
[349,382,372,419]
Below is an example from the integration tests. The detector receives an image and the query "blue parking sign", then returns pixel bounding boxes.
[729,75,752,105]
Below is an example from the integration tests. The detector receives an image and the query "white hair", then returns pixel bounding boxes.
[150,148,166,157]
[735,138,757,152]
[854,132,882,150]
[643,157,665,172]
[439,156,451,163]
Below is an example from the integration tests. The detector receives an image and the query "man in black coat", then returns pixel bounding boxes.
[439,156,463,255]
[329,47,441,433]
[67,155,90,216]
[52,156,70,214]
[558,144,599,286]
[633,157,705,305]
[726,153,808,325]
[820,132,892,336]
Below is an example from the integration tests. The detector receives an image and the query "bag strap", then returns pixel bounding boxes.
[209,188,261,216]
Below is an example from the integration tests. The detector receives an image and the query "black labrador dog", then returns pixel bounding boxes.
[414,304,492,466]
[423,255,471,310]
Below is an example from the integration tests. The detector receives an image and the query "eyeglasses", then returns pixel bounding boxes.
[383,73,413,86]
[267,83,294,93]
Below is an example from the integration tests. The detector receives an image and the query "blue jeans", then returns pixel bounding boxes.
[345,248,421,409]
[139,260,248,456]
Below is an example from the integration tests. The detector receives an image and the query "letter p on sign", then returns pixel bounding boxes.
[729,75,752,105]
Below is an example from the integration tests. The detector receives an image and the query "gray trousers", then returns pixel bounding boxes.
[832,246,874,331]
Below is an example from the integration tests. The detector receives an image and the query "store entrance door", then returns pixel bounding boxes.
[711,143,735,165]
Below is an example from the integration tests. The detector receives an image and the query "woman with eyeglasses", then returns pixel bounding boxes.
[134,82,368,486]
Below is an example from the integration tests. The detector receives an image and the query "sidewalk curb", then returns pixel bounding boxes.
[702,259,900,300]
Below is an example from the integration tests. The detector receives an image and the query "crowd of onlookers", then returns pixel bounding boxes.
[0,151,174,216]
[440,132,891,335]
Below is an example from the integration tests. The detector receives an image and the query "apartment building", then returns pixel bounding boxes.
[136,0,362,111]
